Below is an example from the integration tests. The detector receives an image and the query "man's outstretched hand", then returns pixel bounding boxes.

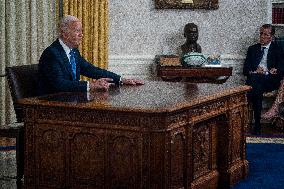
[90,78,114,91]
[121,78,144,85]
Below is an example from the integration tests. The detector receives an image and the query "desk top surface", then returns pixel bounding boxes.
[19,77,250,113]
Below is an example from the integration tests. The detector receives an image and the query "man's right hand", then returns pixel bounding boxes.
[250,67,266,75]
[89,78,114,91]
[255,66,265,74]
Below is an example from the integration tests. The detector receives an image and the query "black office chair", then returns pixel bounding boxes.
[0,64,39,181]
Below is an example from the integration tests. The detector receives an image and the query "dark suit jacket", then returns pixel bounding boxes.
[243,42,284,80]
[38,39,121,95]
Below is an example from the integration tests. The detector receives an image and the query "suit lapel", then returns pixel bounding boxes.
[255,44,262,66]
[54,39,73,79]
[266,43,274,67]
[258,42,276,69]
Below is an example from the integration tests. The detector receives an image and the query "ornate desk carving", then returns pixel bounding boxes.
[19,80,250,189]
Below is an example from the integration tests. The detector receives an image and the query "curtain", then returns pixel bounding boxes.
[0,0,57,125]
[62,0,109,69]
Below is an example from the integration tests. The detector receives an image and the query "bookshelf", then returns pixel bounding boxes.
[272,0,284,25]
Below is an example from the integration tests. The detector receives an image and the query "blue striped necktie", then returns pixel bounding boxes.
[69,49,76,80]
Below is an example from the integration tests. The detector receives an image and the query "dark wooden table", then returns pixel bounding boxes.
[19,80,250,189]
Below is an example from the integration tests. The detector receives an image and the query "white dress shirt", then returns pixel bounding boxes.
[258,42,271,73]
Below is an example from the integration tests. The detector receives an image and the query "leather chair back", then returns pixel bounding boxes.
[275,37,284,51]
[6,64,39,122]
[279,102,284,118]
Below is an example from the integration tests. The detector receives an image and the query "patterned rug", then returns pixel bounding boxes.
[0,137,18,189]
[246,135,284,144]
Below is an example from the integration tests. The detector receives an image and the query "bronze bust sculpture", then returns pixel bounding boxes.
[180,23,202,56]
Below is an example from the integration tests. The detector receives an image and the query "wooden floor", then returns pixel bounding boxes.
[0,138,16,147]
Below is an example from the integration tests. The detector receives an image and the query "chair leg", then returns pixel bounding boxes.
[16,128,24,180]
[248,102,254,133]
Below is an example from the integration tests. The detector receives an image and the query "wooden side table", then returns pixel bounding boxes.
[155,55,233,83]
[157,65,233,83]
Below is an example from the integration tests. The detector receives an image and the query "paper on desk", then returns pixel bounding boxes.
[203,64,222,67]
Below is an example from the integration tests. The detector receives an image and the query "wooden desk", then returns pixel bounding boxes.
[20,80,250,189]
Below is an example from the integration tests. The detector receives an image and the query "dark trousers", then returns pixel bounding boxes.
[246,73,281,132]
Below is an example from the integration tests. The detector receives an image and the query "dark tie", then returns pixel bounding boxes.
[257,47,266,64]
[69,50,76,80]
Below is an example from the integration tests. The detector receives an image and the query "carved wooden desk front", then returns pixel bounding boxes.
[19,80,250,189]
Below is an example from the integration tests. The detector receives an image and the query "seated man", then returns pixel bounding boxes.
[180,23,202,56]
[38,15,143,95]
[243,24,284,135]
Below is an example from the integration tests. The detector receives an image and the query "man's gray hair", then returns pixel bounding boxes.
[58,15,79,36]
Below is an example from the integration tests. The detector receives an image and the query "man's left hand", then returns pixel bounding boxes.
[269,68,277,75]
[255,66,265,74]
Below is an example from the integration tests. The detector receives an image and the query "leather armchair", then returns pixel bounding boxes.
[275,37,284,50]
[0,64,39,180]
[6,64,39,122]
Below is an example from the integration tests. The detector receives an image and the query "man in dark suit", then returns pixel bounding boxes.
[243,24,284,135]
[39,15,143,95]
